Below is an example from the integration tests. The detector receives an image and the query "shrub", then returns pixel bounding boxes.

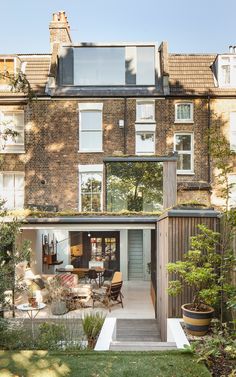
[82,312,105,349]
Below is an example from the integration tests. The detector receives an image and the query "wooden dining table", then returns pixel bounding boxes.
[56,267,105,287]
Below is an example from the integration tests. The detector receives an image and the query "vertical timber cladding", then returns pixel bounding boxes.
[156,209,220,341]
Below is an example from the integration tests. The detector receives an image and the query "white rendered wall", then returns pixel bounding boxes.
[22,229,70,275]
[143,229,151,281]
[119,229,128,281]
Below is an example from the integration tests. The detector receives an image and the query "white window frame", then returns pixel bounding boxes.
[135,124,156,155]
[0,110,25,153]
[230,112,236,151]
[175,103,193,123]
[0,171,25,210]
[218,55,236,88]
[78,103,103,152]
[136,100,155,123]
[78,164,103,212]
[174,133,194,174]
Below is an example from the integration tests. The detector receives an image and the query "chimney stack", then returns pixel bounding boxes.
[49,11,72,52]
[229,45,233,53]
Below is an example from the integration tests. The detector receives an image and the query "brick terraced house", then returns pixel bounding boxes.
[0,12,235,305]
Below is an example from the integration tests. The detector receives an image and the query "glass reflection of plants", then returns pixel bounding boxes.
[106,162,163,212]
[81,172,102,212]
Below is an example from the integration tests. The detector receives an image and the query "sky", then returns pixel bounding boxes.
[0,0,235,54]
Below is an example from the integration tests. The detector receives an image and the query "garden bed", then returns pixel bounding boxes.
[181,322,236,377]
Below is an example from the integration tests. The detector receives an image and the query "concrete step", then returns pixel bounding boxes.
[110,341,177,351]
[116,319,161,342]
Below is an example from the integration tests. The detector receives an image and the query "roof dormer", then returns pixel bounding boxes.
[215,46,236,88]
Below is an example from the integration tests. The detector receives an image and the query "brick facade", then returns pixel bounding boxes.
[2,11,236,212]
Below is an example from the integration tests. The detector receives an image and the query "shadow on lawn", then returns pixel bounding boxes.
[0,350,71,377]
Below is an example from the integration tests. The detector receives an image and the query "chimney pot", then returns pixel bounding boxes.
[229,45,233,53]
[59,11,67,22]
[234,46,236,54]
[52,13,58,22]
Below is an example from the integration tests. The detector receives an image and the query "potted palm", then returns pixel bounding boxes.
[167,224,221,336]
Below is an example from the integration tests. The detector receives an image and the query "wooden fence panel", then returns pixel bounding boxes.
[156,209,220,341]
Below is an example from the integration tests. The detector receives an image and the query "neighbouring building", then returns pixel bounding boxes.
[0,12,235,304]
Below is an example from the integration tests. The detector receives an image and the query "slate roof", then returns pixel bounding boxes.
[169,53,236,96]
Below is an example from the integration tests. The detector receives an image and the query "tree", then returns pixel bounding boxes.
[106,162,163,212]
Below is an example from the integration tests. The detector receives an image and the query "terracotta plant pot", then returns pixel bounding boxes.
[182,303,214,336]
[28,297,37,307]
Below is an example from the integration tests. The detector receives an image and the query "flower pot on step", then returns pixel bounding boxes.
[182,303,214,336]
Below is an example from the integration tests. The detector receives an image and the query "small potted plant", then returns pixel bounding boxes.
[46,276,70,315]
[167,224,221,336]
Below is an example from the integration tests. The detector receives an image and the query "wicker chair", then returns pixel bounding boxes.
[92,280,123,312]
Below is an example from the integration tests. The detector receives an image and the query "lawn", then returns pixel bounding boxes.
[0,350,211,377]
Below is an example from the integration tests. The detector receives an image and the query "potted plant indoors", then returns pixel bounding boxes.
[46,276,70,315]
[167,224,221,336]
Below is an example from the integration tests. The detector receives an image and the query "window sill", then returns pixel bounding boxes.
[174,120,194,124]
[177,171,195,175]
[0,150,26,154]
[135,120,156,124]
[78,150,104,153]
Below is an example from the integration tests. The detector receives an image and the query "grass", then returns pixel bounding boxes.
[0,350,211,377]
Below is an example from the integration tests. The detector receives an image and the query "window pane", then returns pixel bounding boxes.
[136,47,155,85]
[81,173,102,212]
[74,47,125,85]
[136,132,154,153]
[80,131,102,151]
[177,154,191,171]
[137,102,155,121]
[177,104,191,120]
[221,65,230,84]
[106,162,163,212]
[175,135,191,151]
[80,111,102,130]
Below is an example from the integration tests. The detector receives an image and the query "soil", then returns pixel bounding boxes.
[181,323,236,377]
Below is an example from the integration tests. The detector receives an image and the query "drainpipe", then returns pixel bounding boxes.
[124,97,127,154]
[207,95,211,186]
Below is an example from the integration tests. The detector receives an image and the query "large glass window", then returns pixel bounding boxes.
[71,46,156,86]
[74,47,125,85]
[0,172,24,209]
[79,106,103,152]
[174,134,193,173]
[136,47,155,85]
[0,112,24,152]
[106,162,163,212]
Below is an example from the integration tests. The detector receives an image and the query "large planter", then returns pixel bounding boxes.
[51,301,68,315]
[182,303,214,336]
